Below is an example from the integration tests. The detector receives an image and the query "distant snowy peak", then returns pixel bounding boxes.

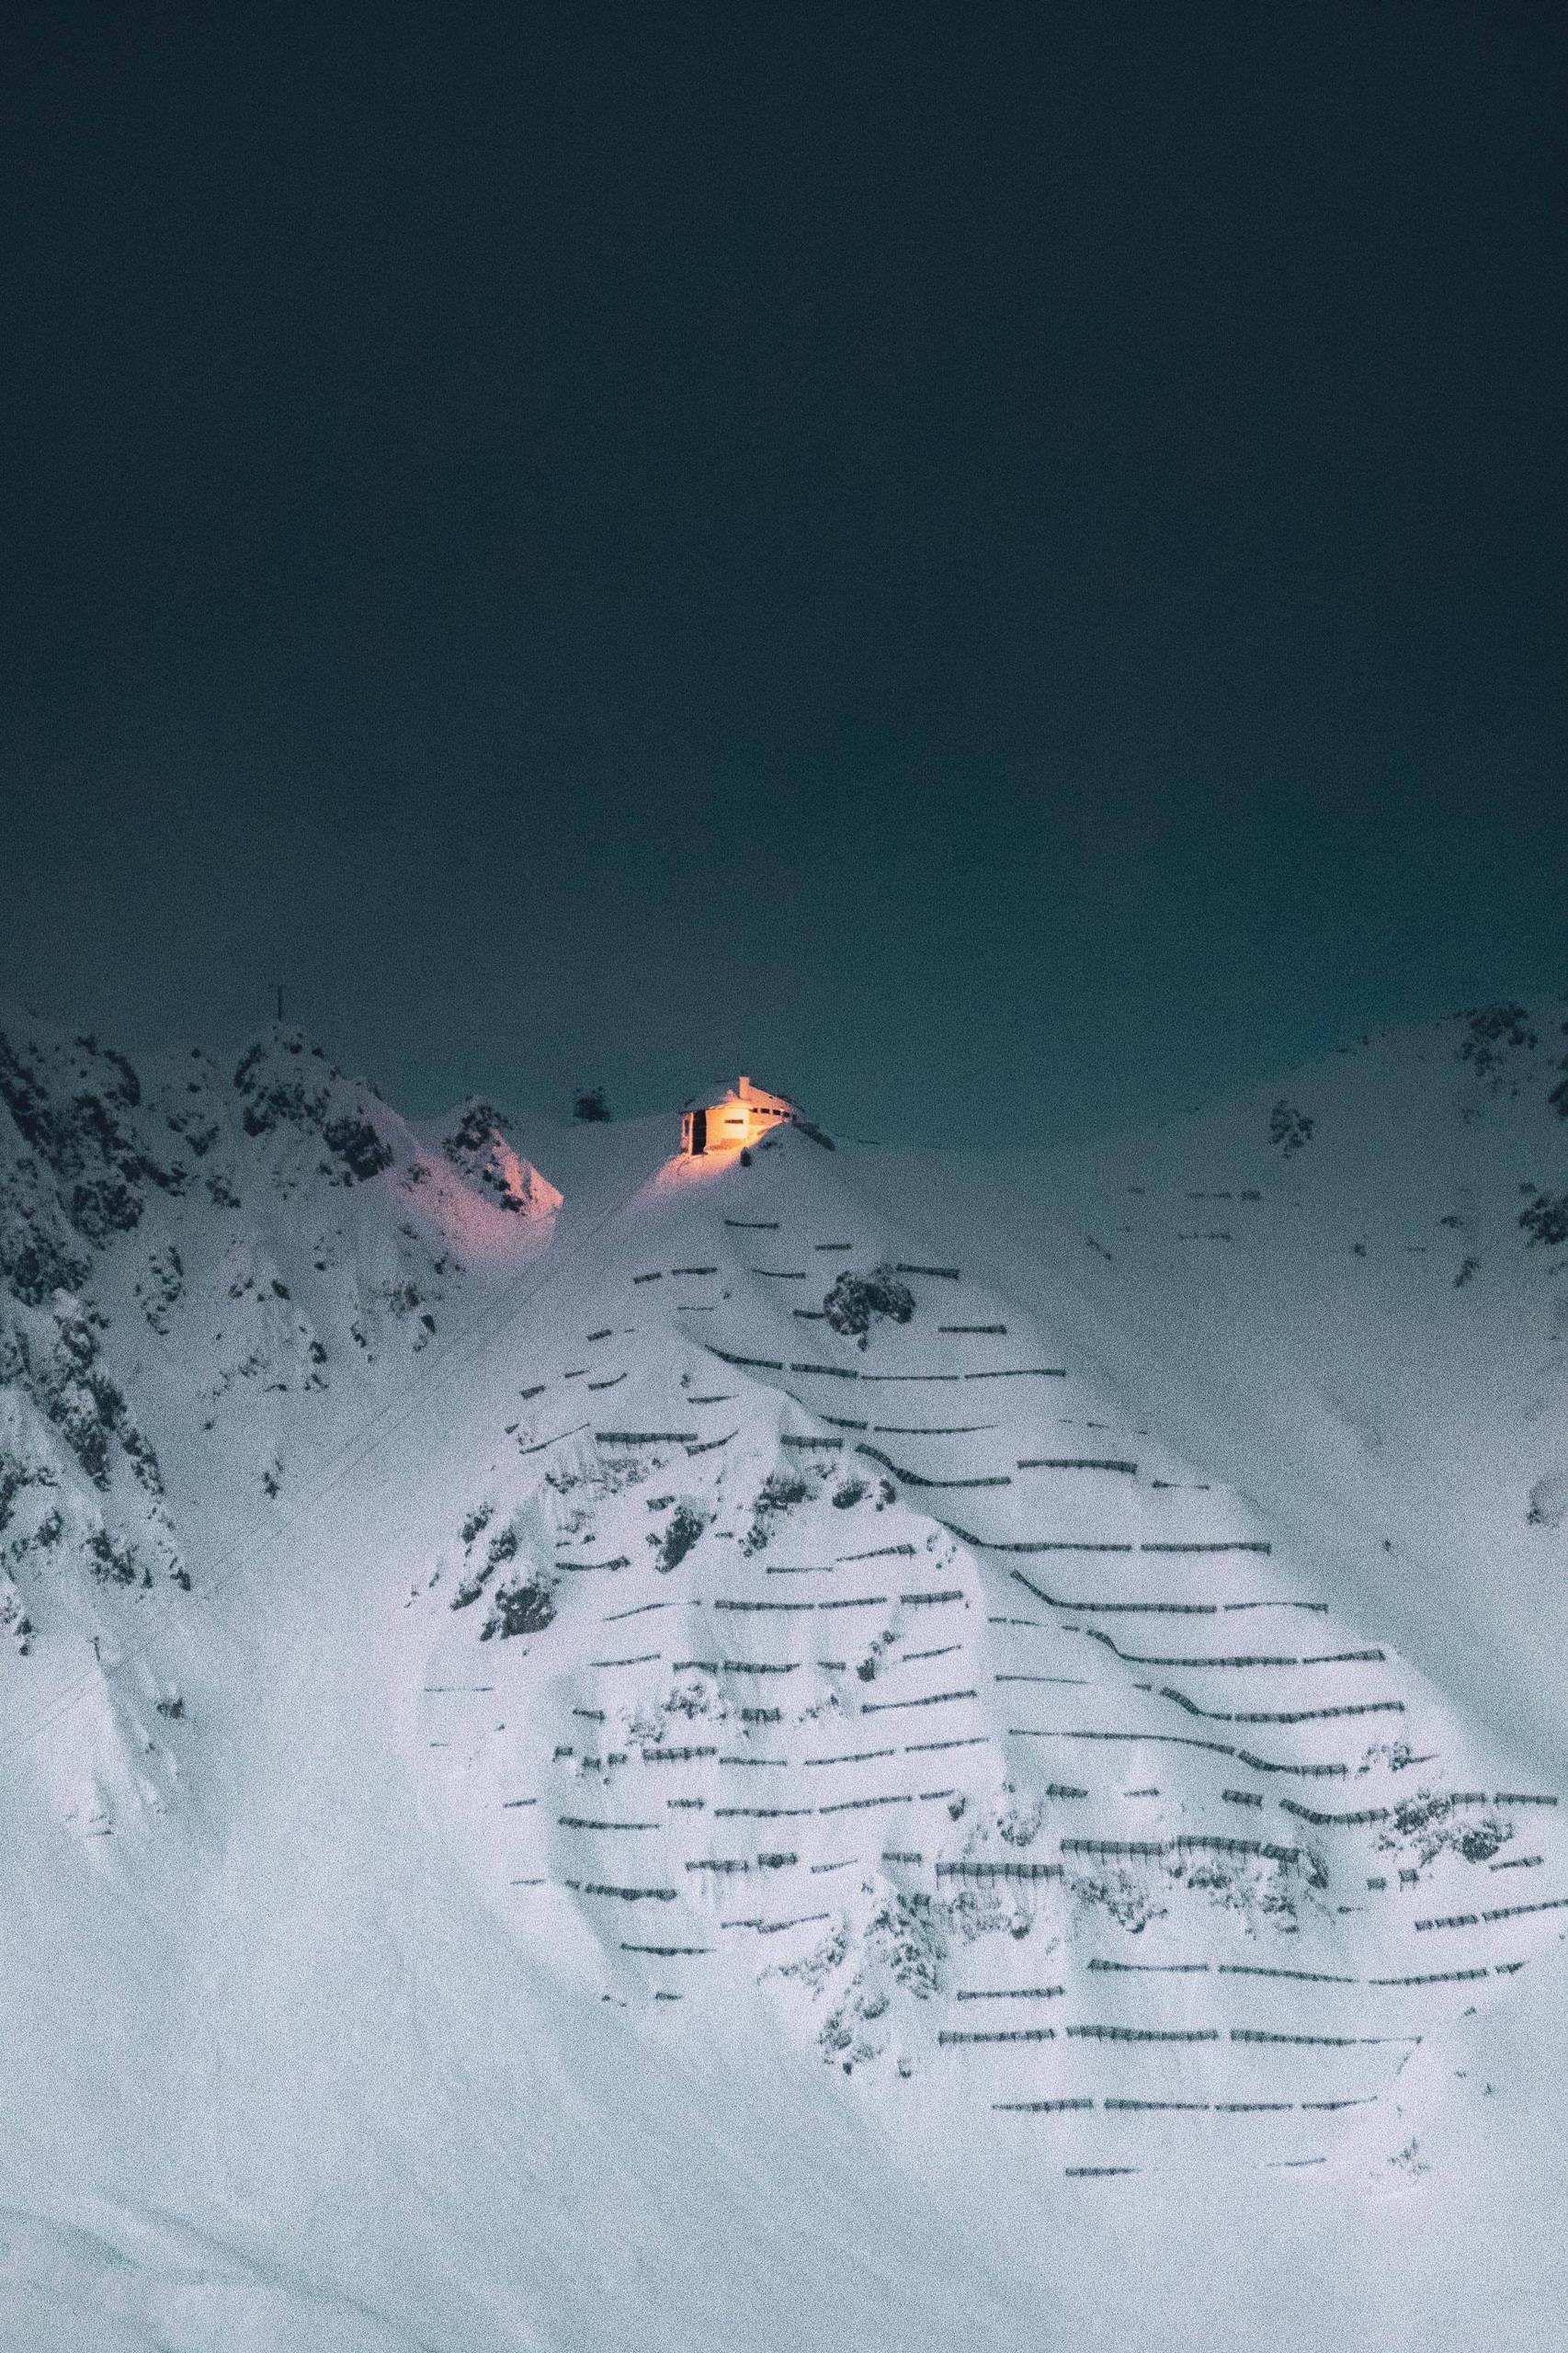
[931,994,1568,1782]
[228,1029,398,1185]
[405,1115,1568,2166]
[0,1015,411,1250]
[0,1016,188,1633]
[1449,998,1568,1110]
[0,1013,559,1689]
[1258,995,1568,1155]
[0,1016,176,1253]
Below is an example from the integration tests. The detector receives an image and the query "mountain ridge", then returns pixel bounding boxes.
[2,997,1566,2349]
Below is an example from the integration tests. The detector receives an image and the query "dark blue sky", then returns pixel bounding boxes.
[3,3,1564,1144]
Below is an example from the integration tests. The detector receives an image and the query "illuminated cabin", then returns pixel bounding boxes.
[680,1074,797,1157]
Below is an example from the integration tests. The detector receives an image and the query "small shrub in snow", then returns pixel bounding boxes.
[995,1791,1045,1848]
[1519,1191,1568,1247]
[1460,1820,1511,1863]
[650,1502,707,1574]
[86,1529,140,1584]
[487,1527,520,1568]
[822,1265,915,1347]
[1360,1739,1432,1775]
[1268,1100,1314,1156]
[481,1577,556,1640]
[1528,1477,1565,1530]
[0,1574,33,1652]
[452,1521,520,1608]
[664,1674,722,1722]
[855,1628,897,1684]
[742,1473,811,1555]
[1070,1869,1166,1934]
[1379,1789,1512,1868]
[136,1245,185,1334]
[775,1918,849,1998]
[868,1891,945,1998]
[1458,1003,1536,1077]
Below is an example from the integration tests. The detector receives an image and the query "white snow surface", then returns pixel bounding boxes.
[1,1002,1567,2348]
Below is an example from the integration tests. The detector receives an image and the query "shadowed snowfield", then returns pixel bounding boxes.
[2,1003,1565,2349]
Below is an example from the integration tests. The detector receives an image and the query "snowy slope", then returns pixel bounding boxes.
[0,1012,558,1879]
[2,1003,1567,2350]
[863,999,1568,1768]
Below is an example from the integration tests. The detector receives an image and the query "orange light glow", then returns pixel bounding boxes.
[679,1073,796,1157]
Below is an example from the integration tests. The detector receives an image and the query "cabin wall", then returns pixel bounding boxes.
[681,1095,793,1154]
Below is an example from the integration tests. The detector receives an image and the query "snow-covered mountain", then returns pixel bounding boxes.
[1,1001,1565,2351]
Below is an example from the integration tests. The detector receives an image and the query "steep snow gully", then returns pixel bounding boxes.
[2,1005,1567,2350]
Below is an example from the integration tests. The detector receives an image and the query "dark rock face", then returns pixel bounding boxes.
[445,1103,509,1160]
[823,1265,916,1347]
[0,1154,92,1305]
[321,1114,394,1183]
[0,1029,170,1245]
[0,1020,323,1618]
[232,1033,394,1184]
[440,1098,556,1216]
[0,1013,544,1647]
[1,1295,163,1495]
[0,1278,185,1602]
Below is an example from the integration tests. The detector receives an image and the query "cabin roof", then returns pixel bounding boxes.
[681,1073,797,1113]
